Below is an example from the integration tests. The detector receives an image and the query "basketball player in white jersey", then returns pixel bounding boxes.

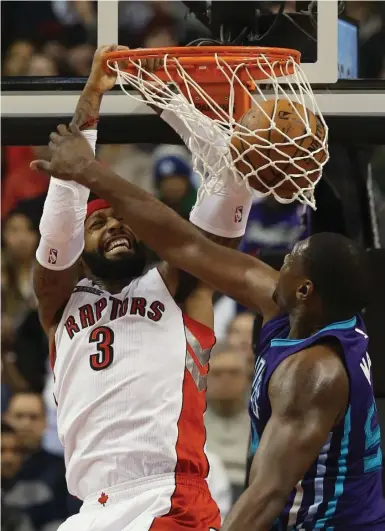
[32,46,253,531]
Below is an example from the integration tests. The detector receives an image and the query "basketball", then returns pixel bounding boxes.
[231,99,328,199]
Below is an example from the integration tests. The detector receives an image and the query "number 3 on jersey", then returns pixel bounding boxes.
[89,326,114,371]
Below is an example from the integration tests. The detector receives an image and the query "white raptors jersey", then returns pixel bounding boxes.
[52,267,215,501]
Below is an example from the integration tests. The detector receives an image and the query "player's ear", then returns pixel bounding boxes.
[296,280,313,301]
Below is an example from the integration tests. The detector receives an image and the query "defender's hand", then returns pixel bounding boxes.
[30,124,94,184]
[86,44,130,94]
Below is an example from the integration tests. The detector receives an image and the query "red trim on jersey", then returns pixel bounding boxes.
[176,367,208,477]
[49,341,57,373]
[86,199,111,219]
[150,314,219,529]
[182,313,216,345]
[150,474,220,530]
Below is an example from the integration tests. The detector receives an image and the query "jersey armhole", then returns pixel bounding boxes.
[315,336,352,425]
[259,314,289,352]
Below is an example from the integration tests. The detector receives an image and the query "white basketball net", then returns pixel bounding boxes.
[107,52,329,209]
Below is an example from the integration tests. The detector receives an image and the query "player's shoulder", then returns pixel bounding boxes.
[269,344,349,423]
[271,342,348,405]
[280,341,345,376]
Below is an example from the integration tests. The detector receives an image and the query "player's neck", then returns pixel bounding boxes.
[288,309,334,339]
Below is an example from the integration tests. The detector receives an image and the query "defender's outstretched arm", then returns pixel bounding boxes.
[32,127,279,320]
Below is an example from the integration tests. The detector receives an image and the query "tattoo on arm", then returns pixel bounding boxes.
[72,86,102,129]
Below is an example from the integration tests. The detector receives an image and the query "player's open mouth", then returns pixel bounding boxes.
[105,237,132,255]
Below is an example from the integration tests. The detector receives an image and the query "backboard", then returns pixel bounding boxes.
[2,0,385,136]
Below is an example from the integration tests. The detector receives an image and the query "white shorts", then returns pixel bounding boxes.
[58,473,220,531]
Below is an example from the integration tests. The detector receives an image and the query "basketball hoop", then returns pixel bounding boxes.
[104,46,329,209]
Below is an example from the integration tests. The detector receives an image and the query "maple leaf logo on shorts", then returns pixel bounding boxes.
[98,492,108,506]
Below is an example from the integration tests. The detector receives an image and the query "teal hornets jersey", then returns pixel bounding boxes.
[250,314,385,530]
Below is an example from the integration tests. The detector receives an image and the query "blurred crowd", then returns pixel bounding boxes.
[2,1,385,78]
[1,1,385,530]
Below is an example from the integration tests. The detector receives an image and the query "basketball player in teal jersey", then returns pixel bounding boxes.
[33,64,385,531]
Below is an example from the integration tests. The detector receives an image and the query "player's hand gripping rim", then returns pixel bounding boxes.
[89,43,163,96]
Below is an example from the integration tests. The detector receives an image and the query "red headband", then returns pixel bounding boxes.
[86,199,111,219]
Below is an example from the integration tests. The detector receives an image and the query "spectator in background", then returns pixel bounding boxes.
[2,198,40,317]
[205,344,250,503]
[51,0,97,46]
[3,392,72,530]
[214,310,255,378]
[206,450,232,524]
[4,392,46,456]
[2,40,35,76]
[226,312,255,381]
[154,154,197,220]
[66,43,94,76]
[26,54,58,76]
[118,1,182,49]
[1,257,29,411]
[1,422,35,531]
[41,40,67,70]
[1,422,24,490]
[98,144,156,194]
[2,197,48,397]
[2,149,49,219]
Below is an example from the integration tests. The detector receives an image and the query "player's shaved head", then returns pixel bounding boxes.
[274,232,372,321]
[273,232,372,321]
[299,232,371,319]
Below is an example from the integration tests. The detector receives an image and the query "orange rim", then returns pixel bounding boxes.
[105,46,302,121]
[104,46,301,78]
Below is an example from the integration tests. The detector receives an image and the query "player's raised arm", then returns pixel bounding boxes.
[31,128,279,320]
[221,344,349,531]
[33,45,124,334]
[138,65,261,318]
